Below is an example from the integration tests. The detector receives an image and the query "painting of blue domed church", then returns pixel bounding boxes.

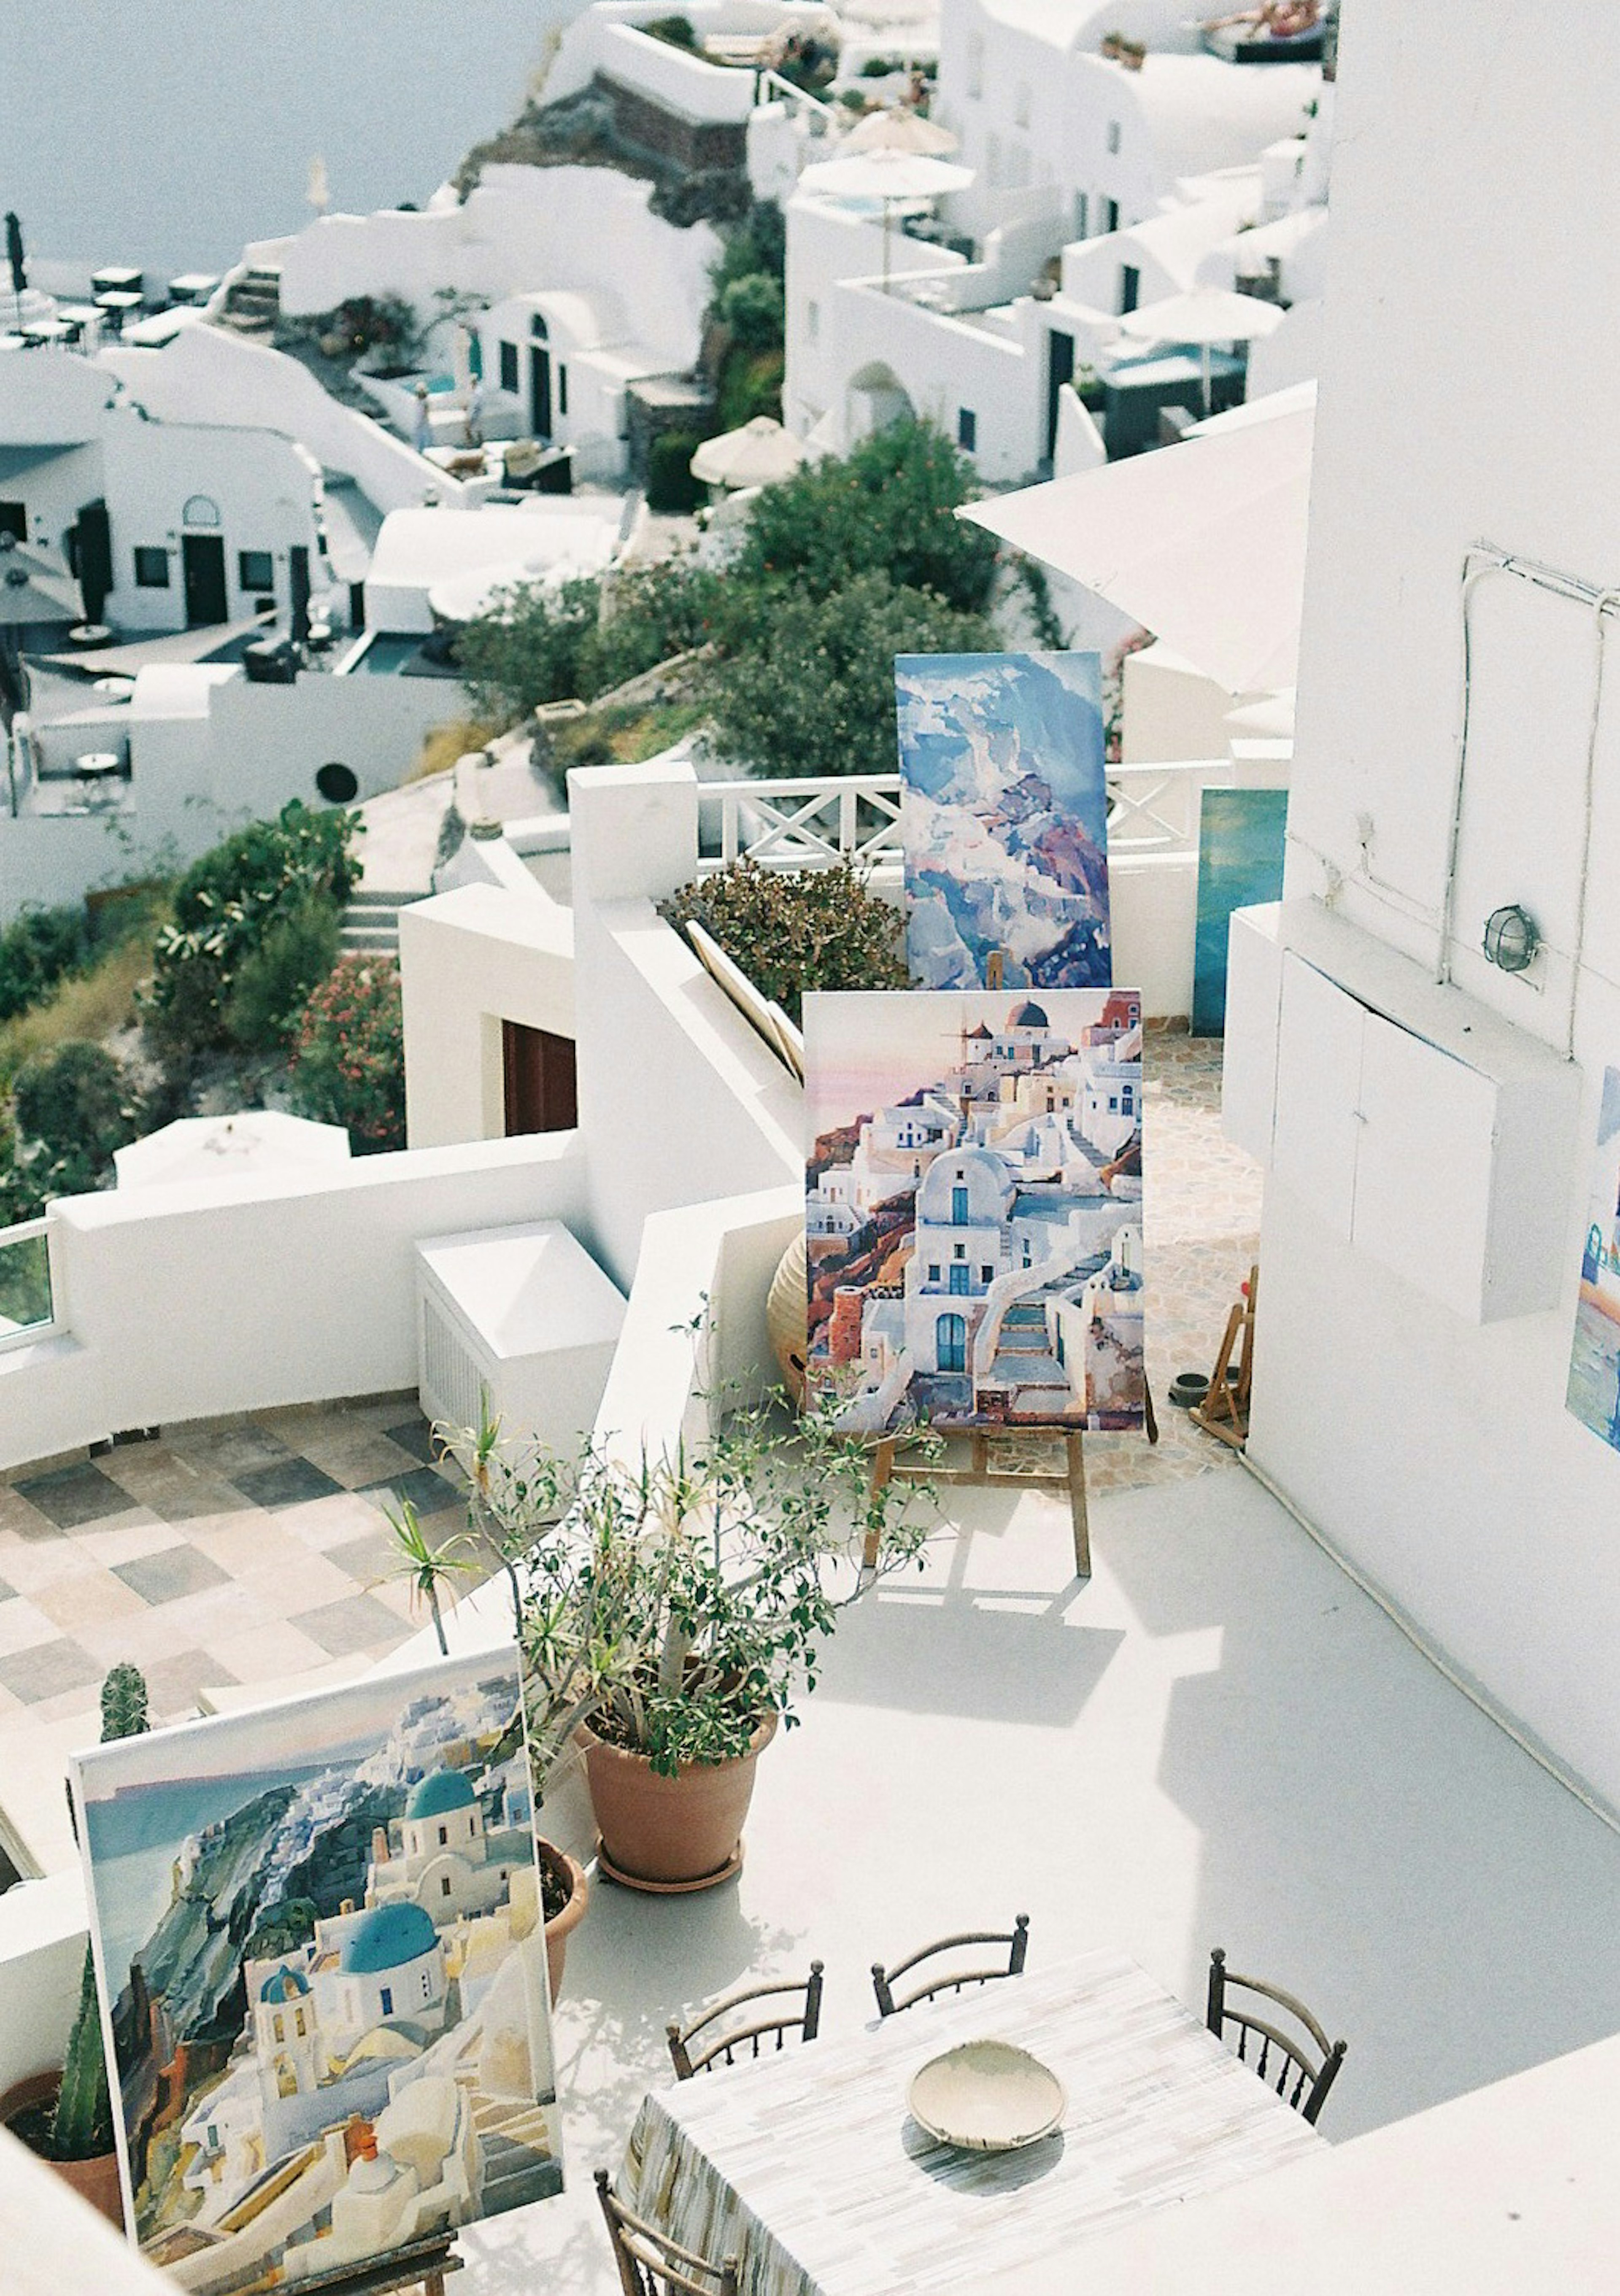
[69,1646,562,2293]
[804,989,1145,1436]
[896,651,1112,993]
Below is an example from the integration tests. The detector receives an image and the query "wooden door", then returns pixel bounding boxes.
[502,1021,577,1135]
[181,532,227,627]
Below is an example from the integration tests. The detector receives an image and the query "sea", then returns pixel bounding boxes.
[0,0,593,291]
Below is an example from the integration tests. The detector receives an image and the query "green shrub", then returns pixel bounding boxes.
[718,271,784,349]
[0,904,91,1022]
[290,956,405,1153]
[452,575,600,726]
[145,802,358,1056]
[660,858,909,1022]
[733,418,999,615]
[579,560,720,696]
[225,898,343,1053]
[717,345,784,431]
[643,13,698,48]
[8,1040,140,1207]
[710,202,786,297]
[647,430,708,515]
[702,567,995,780]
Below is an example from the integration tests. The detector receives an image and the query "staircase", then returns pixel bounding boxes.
[340,886,410,958]
[471,2093,562,2212]
[218,264,282,336]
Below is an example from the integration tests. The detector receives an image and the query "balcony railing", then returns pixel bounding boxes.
[696,762,1212,877]
[0,1221,55,1350]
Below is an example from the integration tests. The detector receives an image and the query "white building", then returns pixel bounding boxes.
[367,1769,530,1926]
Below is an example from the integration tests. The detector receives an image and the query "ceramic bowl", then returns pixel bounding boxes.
[907,2039,1066,2152]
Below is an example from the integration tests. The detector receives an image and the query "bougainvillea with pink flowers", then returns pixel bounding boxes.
[290,956,405,1153]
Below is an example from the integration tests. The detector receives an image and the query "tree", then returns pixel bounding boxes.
[718,271,784,350]
[732,419,999,616]
[8,1041,140,1207]
[451,575,599,726]
[702,569,995,779]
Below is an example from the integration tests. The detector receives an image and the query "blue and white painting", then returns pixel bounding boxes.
[1567,1066,1620,1452]
[896,652,1112,992]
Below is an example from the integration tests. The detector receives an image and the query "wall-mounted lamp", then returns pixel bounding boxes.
[1482,904,1539,974]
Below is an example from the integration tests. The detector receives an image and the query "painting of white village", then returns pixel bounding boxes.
[804,990,1145,1437]
[71,1649,560,2292]
[896,652,1112,993]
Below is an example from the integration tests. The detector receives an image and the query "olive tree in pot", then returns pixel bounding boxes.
[1,1662,149,2226]
[463,1391,934,1892]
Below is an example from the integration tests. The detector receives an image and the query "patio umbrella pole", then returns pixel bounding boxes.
[883,195,893,292]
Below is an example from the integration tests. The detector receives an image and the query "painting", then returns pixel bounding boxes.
[1566,1067,1620,1451]
[896,652,1112,992]
[805,988,1145,1436]
[71,1646,562,2291]
[1191,787,1289,1034]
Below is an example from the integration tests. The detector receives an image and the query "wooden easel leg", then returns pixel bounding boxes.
[1065,1431,1090,1580]
[1143,1381,1158,1446]
[425,2272,446,2296]
[864,1438,896,1570]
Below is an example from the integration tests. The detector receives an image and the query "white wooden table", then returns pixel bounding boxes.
[622,1950,1327,2296]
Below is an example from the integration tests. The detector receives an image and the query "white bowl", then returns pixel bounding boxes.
[907,2039,1066,2153]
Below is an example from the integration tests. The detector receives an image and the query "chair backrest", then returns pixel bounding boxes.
[667,1961,825,2080]
[1206,1946,1347,2125]
[872,1916,1030,2018]
[594,2169,740,2296]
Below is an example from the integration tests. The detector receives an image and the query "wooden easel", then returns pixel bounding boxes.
[868,1428,1093,1576]
[292,2234,463,2296]
[1193,1265,1257,1450]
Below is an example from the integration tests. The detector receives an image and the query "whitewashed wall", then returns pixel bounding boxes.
[402,882,576,1147]
[1241,0,1620,1810]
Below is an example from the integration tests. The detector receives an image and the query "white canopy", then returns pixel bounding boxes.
[798,148,972,201]
[1119,286,1288,349]
[843,107,958,156]
[114,1112,352,1191]
[690,417,807,489]
[963,393,1312,696]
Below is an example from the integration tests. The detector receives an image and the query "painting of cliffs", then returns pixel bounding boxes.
[896,652,1112,993]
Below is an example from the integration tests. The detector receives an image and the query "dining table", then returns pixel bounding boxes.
[621,1947,1328,2296]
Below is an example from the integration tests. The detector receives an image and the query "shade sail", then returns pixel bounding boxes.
[963,397,1312,695]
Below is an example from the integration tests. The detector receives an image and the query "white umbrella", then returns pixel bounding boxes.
[113,1112,351,1190]
[690,416,808,489]
[962,398,1312,695]
[844,107,958,156]
[1118,284,1285,414]
[840,0,937,22]
[797,148,973,291]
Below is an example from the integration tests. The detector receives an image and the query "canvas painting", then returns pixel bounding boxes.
[805,989,1145,1436]
[71,1646,562,2291]
[896,651,1112,992]
[1567,1066,1620,1450]
[1191,787,1289,1034]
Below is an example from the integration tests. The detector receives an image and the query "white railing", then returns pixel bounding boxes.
[756,66,837,123]
[696,762,1211,876]
[0,1219,55,1353]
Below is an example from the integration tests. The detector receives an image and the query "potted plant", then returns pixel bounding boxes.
[456,1387,934,1891]
[537,1837,589,1999]
[1,1663,149,2226]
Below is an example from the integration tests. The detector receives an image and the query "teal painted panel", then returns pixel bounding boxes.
[1191,788,1288,1035]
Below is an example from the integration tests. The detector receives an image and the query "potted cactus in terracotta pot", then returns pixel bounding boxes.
[0,1662,149,2226]
[454,1388,934,1892]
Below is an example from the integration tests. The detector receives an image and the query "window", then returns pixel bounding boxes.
[1106,119,1121,156]
[438,1824,448,1845]
[953,1241,967,1259]
[499,340,519,393]
[272,2013,284,2043]
[316,761,358,804]
[1120,264,1140,315]
[441,1875,453,1897]
[421,1970,433,1998]
[927,1264,941,1283]
[807,299,819,342]
[980,1265,994,1284]
[956,408,977,452]
[949,1263,971,1295]
[134,545,170,588]
[182,493,220,527]
[558,364,569,418]
[294,2008,306,2037]
[380,1987,394,2017]
[1104,197,1120,234]
[1074,191,1090,238]
[967,32,983,97]
[952,1185,969,1223]
[0,502,26,542]
[238,549,273,592]
[1014,79,1031,128]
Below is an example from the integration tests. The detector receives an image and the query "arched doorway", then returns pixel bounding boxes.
[529,312,552,440]
[845,361,915,444]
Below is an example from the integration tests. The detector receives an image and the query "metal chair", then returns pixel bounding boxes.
[595,2169,740,2296]
[1206,1946,1347,2125]
[667,1961,824,2079]
[872,1916,1030,2018]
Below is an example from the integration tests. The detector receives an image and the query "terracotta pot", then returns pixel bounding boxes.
[538,1837,589,2000]
[0,2069,125,2230]
[579,1713,778,1891]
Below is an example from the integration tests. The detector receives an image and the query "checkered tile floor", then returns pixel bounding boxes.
[0,1393,465,1873]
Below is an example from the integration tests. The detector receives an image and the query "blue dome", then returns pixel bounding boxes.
[1008,1000,1049,1029]
[340,1902,438,1976]
[259,1964,310,2002]
[405,1770,476,1820]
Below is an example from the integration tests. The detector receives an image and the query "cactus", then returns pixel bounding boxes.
[49,1665,149,2161]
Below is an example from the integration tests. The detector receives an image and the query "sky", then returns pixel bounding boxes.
[803,989,1112,1145]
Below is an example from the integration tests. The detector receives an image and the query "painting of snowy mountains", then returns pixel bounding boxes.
[896,651,1112,992]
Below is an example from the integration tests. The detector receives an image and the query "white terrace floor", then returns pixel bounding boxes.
[8,1042,1620,2289]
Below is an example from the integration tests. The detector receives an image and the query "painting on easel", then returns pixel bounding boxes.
[896,651,1112,992]
[805,988,1145,1438]
[1566,1066,1620,1451]
[71,1646,563,2293]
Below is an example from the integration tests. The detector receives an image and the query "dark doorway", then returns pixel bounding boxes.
[502,1021,576,1134]
[1046,329,1075,460]
[0,502,25,542]
[181,532,227,627]
[529,313,552,440]
[1119,264,1140,316]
